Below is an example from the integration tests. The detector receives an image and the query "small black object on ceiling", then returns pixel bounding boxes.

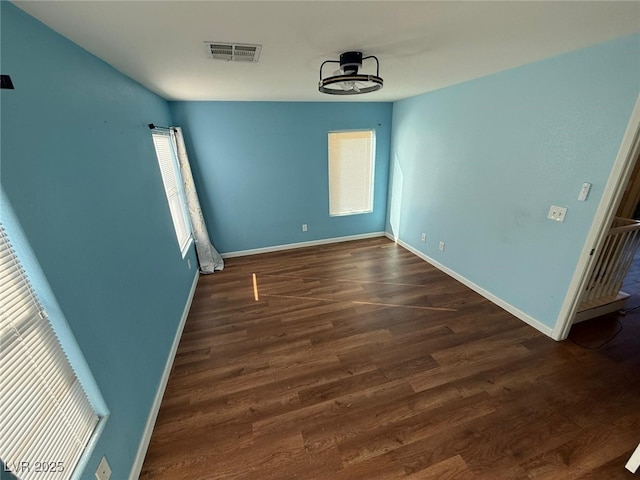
[1,75,15,89]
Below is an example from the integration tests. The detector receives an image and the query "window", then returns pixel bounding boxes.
[328,130,375,216]
[151,131,192,256]
[0,226,99,480]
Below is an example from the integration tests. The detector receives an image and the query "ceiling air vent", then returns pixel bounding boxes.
[205,42,262,63]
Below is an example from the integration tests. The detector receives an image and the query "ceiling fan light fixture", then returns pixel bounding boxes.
[319,51,383,95]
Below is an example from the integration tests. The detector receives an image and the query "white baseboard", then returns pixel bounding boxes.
[129,271,199,480]
[393,236,554,338]
[626,440,640,473]
[221,232,386,258]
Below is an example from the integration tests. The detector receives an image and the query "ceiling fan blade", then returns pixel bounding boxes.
[340,81,360,92]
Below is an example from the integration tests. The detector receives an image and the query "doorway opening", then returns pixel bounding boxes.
[554,96,640,341]
[574,150,640,323]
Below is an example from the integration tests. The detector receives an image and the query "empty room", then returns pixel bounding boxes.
[1,1,640,479]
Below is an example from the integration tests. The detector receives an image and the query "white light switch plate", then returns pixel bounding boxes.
[578,182,591,201]
[547,205,567,222]
[95,456,111,480]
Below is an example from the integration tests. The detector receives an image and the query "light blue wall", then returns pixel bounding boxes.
[1,3,197,479]
[169,102,392,253]
[388,34,640,330]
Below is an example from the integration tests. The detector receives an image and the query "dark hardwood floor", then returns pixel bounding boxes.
[140,237,640,479]
[623,249,640,300]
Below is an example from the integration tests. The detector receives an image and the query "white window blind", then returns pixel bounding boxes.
[151,132,192,256]
[0,226,99,480]
[328,130,375,216]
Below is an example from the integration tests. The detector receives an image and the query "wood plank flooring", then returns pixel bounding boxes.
[140,237,640,479]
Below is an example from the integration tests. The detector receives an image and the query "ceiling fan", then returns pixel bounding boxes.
[318,51,383,95]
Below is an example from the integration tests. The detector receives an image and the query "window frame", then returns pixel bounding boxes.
[0,208,108,480]
[327,129,376,217]
[151,130,193,257]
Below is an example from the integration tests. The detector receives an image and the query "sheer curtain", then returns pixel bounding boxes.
[172,127,224,273]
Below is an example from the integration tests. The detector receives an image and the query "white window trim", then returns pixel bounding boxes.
[328,129,376,217]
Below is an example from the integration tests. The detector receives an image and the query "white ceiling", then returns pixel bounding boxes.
[13,1,640,102]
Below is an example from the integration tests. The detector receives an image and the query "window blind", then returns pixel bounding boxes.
[0,226,99,480]
[151,132,191,255]
[328,130,375,216]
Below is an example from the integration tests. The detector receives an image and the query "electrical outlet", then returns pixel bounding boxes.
[95,457,111,480]
[439,241,445,251]
[302,224,308,232]
[547,205,567,222]
[421,233,426,242]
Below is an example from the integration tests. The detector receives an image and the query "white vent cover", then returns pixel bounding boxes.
[205,42,262,62]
